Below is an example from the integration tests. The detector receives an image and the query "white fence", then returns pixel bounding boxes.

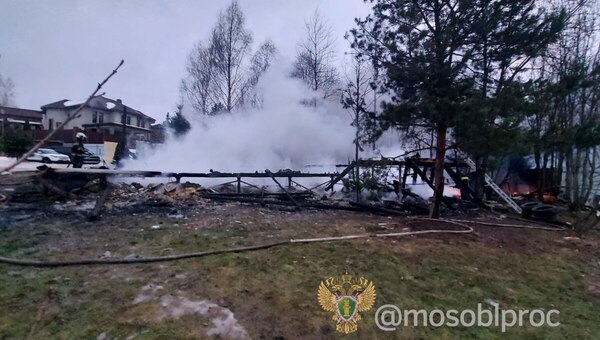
[84,144,104,157]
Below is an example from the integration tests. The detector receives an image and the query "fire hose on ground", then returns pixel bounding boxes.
[0,219,566,268]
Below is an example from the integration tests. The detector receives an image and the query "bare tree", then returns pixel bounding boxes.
[0,55,16,107]
[211,1,252,113]
[341,54,378,202]
[242,40,277,108]
[181,1,276,115]
[292,10,340,101]
[341,54,379,148]
[521,0,600,209]
[181,42,214,114]
[550,0,600,208]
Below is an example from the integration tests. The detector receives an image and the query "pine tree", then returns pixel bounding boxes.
[0,126,32,158]
[167,104,191,137]
[351,0,566,217]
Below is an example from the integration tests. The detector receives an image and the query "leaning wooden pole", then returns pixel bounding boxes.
[266,169,300,207]
[1,59,125,174]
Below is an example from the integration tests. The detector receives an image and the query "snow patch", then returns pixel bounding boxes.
[132,283,164,304]
[106,102,116,109]
[133,283,250,339]
[64,100,85,107]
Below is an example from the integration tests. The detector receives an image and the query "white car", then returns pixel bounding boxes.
[27,148,71,164]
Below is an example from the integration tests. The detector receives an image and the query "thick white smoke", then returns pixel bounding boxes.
[127,61,356,173]
[124,62,461,199]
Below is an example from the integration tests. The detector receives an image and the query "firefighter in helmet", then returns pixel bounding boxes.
[71,132,87,168]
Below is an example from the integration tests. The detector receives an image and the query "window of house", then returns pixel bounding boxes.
[92,111,104,124]
[121,114,126,124]
[126,116,131,125]
[48,118,54,130]
[140,120,145,128]
[56,122,62,129]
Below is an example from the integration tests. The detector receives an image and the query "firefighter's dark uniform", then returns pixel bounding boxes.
[71,142,86,168]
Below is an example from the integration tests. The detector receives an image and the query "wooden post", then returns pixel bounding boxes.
[429,166,435,184]
[237,176,241,194]
[401,163,409,189]
[265,170,299,207]
[330,175,335,193]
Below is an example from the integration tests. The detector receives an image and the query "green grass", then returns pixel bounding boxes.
[0,208,598,339]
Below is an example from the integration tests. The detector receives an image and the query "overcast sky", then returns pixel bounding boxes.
[0,0,371,120]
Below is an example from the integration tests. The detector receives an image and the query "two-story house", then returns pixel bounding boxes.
[0,106,44,134]
[41,95,156,141]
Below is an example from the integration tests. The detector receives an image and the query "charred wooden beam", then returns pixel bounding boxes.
[265,169,300,207]
[88,184,113,221]
[199,193,403,215]
[45,168,163,177]
[405,159,454,209]
[443,164,478,201]
[202,192,313,198]
[324,162,355,191]
[335,158,470,168]
[348,201,408,216]
[36,176,72,199]
[46,168,336,179]
[169,171,336,179]
[405,158,435,190]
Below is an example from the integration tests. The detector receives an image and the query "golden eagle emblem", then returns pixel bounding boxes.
[317,272,376,334]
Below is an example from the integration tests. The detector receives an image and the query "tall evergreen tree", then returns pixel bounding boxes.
[455,0,566,197]
[351,0,566,217]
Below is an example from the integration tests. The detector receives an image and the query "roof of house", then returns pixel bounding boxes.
[81,122,151,132]
[41,95,156,122]
[0,106,44,121]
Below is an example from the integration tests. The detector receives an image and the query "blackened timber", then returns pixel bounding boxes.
[199,193,405,215]
[205,192,313,198]
[335,158,471,168]
[348,201,408,216]
[265,169,300,207]
[444,164,478,201]
[405,159,454,209]
[170,171,335,179]
[405,158,435,190]
[324,162,355,191]
[46,168,336,179]
[37,176,71,199]
[46,168,164,177]
[88,183,113,221]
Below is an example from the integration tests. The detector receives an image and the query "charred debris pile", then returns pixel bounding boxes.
[0,157,566,227]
